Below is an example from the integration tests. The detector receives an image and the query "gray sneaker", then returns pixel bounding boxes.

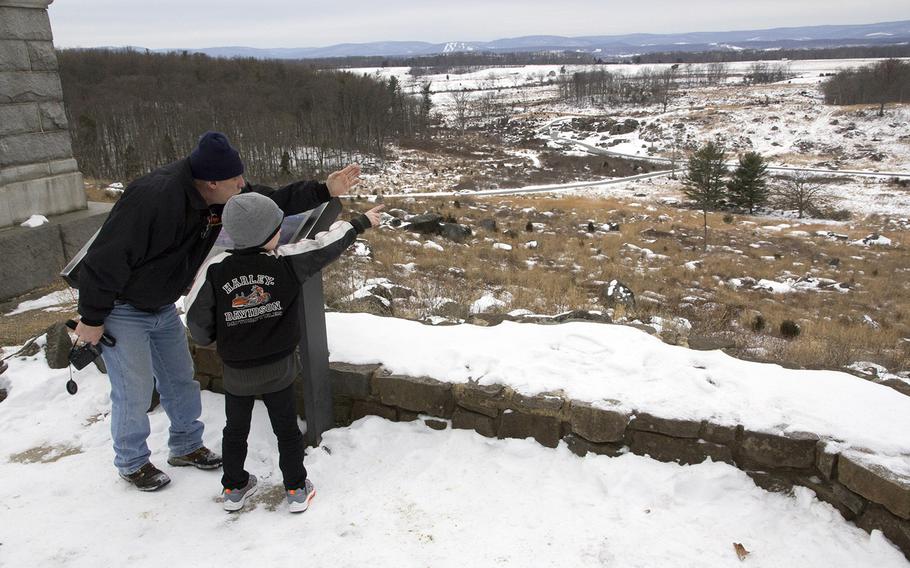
[223,474,258,512]
[287,479,315,513]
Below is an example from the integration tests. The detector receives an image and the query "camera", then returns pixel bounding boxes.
[69,342,103,370]
[64,319,116,370]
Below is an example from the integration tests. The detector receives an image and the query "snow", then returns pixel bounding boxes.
[20,214,48,228]
[326,313,910,457]
[470,293,508,314]
[6,289,77,316]
[0,347,908,567]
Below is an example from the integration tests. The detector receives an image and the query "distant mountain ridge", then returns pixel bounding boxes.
[146,20,910,60]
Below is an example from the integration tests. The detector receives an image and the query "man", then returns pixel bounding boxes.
[75,131,360,491]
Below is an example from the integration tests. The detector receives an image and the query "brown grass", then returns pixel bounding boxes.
[327,193,910,374]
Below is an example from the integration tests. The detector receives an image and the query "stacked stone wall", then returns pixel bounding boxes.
[190,343,910,559]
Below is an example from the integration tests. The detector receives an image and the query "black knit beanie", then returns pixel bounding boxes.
[189,131,245,181]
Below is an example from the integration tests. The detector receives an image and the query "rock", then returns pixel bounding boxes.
[329,362,379,398]
[498,409,562,448]
[0,387,6,403]
[569,401,630,443]
[386,208,409,219]
[453,382,507,418]
[601,280,635,313]
[440,222,472,243]
[478,218,498,232]
[433,300,467,320]
[739,430,818,469]
[351,400,397,422]
[403,214,443,235]
[349,294,393,316]
[20,340,40,358]
[397,409,419,422]
[816,442,839,480]
[630,412,702,438]
[424,418,448,431]
[193,343,223,377]
[700,422,739,445]
[44,322,73,369]
[630,431,734,465]
[563,433,625,457]
[856,504,910,559]
[511,391,565,417]
[687,334,736,351]
[553,310,612,324]
[838,452,910,520]
[452,407,498,438]
[375,374,454,418]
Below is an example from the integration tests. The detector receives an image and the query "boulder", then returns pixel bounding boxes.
[44,322,73,370]
[404,214,443,235]
[440,223,472,243]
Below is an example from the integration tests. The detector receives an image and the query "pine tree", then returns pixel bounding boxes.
[727,151,769,214]
[683,141,727,249]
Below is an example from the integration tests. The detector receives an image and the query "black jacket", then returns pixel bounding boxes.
[77,158,331,325]
[184,217,368,369]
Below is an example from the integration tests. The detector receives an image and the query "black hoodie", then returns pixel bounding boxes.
[76,158,330,325]
[184,216,369,369]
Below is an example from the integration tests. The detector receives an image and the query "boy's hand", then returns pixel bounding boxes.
[326,164,361,197]
[365,205,385,227]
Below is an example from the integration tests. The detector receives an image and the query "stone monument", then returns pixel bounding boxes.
[0,0,111,302]
[0,0,85,228]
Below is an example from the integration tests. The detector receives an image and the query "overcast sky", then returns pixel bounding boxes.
[49,0,909,49]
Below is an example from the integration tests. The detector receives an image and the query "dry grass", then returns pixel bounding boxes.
[327,193,910,374]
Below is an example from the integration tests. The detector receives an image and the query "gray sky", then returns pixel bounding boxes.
[49,0,909,49]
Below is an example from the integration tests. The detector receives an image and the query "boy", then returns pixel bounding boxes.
[186,192,382,512]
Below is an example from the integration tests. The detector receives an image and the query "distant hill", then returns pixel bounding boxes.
[147,20,910,60]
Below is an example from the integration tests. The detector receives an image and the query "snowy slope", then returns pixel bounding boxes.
[0,349,907,567]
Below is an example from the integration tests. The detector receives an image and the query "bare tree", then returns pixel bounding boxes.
[772,175,833,219]
[450,90,470,136]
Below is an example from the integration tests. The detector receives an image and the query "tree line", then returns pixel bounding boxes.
[624,44,910,65]
[57,49,429,183]
[821,59,910,115]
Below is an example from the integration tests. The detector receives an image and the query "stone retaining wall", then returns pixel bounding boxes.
[190,343,910,559]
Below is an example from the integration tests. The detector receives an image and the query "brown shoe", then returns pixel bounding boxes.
[167,446,222,470]
[119,462,171,491]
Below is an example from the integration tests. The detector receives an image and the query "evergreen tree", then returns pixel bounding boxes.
[683,141,727,249]
[727,151,769,214]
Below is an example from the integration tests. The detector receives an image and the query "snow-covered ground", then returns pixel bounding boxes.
[1,336,908,567]
[3,308,910,562]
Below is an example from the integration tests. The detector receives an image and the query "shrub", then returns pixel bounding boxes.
[780,320,801,339]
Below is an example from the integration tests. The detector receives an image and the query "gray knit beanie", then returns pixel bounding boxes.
[222,193,284,249]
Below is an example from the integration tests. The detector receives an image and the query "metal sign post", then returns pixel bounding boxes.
[292,198,343,447]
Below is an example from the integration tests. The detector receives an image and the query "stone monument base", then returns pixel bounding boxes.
[0,200,111,301]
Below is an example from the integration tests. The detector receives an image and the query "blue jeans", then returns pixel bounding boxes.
[100,302,204,475]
